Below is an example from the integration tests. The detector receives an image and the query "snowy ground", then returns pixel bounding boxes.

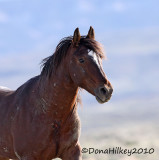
[78,97,159,160]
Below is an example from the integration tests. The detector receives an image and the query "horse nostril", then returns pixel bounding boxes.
[99,87,107,95]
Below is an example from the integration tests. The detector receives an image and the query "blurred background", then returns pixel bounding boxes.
[0,0,159,159]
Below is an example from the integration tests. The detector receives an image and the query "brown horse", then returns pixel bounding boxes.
[0,27,113,160]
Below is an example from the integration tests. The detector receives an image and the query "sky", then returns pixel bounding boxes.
[0,0,159,103]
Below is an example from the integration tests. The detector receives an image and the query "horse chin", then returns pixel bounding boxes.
[95,96,111,104]
[95,96,105,104]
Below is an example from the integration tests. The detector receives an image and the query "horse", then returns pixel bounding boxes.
[0,26,113,160]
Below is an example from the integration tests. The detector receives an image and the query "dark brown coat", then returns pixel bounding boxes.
[0,27,113,160]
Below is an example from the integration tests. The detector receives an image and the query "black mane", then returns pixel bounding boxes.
[41,36,104,78]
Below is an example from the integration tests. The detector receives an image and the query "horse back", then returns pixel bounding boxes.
[0,87,13,98]
[0,88,15,114]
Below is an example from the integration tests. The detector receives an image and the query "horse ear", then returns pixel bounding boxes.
[87,26,95,39]
[72,27,81,47]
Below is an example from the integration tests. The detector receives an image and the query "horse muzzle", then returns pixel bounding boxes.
[94,85,113,104]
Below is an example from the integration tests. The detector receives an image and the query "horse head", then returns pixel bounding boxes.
[67,26,113,103]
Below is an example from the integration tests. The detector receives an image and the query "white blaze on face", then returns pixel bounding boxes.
[88,51,100,67]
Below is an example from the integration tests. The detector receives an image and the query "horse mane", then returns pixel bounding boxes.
[41,36,105,78]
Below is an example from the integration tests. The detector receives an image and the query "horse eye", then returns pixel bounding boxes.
[79,58,85,63]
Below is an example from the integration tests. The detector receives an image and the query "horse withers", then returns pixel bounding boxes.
[0,27,113,160]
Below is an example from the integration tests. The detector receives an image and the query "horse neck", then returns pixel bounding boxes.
[38,62,78,120]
